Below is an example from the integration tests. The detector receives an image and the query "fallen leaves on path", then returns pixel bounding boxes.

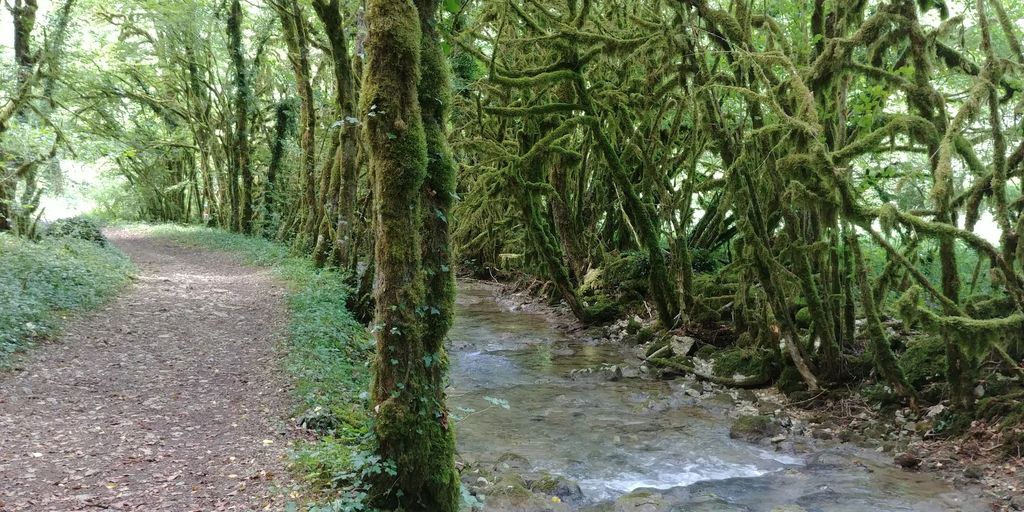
[0,229,300,511]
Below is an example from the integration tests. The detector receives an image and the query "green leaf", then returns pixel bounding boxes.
[444,0,460,14]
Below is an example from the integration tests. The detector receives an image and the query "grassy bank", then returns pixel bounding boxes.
[141,224,376,510]
[0,233,133,365]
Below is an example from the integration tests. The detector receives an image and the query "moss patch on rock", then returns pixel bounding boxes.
[713,346,780,381]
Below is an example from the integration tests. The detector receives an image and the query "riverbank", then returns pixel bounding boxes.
[448,280,1005,511]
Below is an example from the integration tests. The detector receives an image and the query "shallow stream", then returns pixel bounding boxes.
[448,281,988,511]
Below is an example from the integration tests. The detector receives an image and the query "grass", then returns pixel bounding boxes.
[0,233,133,365]
[139,224,377,511]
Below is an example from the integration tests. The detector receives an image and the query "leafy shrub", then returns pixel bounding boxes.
[45,216,108,246]
[0,234,132,363]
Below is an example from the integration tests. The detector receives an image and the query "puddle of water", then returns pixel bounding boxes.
[448,281,989,510]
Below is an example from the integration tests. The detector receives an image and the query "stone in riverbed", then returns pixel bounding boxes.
[669,335,697,357]
[612,489,669,512]
[729,415,783,443]
[962,464,984,480]
[525,472,584,503]
[893,452,921,469]
[494,452,532,472]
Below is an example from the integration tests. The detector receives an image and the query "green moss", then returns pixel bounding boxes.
[729,415,782,442]
[964,294,1015,319]
[933,409,974,435]
[694,344,718,360]
[634,326,655,345]
[713,346,780,380]
[645,335,670,357]
[584,293,622,323]
[777,365,807,395]
[490,474,532,498]
[794,307,812,328]
[978,389,1024,429]
[603,251,650,297]
[898,335,946,388]
[625,318,642,335]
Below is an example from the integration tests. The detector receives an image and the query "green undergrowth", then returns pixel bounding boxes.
[0,232,133,366]
[139,224,376,510]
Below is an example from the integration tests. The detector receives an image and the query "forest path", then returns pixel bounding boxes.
[0,229,299,511]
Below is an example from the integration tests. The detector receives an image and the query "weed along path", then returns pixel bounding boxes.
[0,229,298,511]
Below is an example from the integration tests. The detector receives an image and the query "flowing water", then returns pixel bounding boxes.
[448,281,989,511]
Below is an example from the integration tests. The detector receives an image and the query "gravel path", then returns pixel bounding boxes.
[0,229,299,511]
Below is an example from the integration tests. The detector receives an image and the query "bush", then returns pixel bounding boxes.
[0,234,132,363]
[45,216,108,246]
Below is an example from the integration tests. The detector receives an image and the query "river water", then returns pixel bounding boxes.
[448,282,989,511]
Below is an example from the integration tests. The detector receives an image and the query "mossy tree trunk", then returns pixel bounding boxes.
[263,101,292,237]
[576,75,680,328]
[227,0,253,233]
[1,0,38,234]
[277,0,318,253]
[311,0,359,268]
[363,0,458,509]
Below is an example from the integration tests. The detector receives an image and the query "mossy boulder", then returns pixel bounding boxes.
[613,489,669,512]
[489,473,532,499]
[712,346,780,381]
[525,472,583,503]
[694,344,718,360]
[584,293,622,323]
[777,365,807,395]
[729,415,783,443]
[898,335,946,388]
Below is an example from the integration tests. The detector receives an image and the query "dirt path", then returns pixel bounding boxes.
[0,229,299,511]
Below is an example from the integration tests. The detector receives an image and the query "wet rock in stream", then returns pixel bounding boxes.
[728,414,784,443]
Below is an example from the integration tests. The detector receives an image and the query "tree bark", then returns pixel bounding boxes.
[363,0,458,509]
[227,0,253,233]
[277,0,318,252]
[311,0,358,267]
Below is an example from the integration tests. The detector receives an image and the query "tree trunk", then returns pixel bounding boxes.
[277,0,318,252]
[227,0,253,233]
[263,101,291,237]
[1,0,38,234]
[414,0,460,503]
[312,0,360,267]
[363,0,458,509]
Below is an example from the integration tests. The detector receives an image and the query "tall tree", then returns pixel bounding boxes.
[276,0,318,252]
[311,0,359,268]
[227,0,253,233]
[362,0,458,509]
[1,0,39,232]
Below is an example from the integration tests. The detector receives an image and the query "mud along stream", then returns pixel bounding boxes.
[447,282,988,511]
